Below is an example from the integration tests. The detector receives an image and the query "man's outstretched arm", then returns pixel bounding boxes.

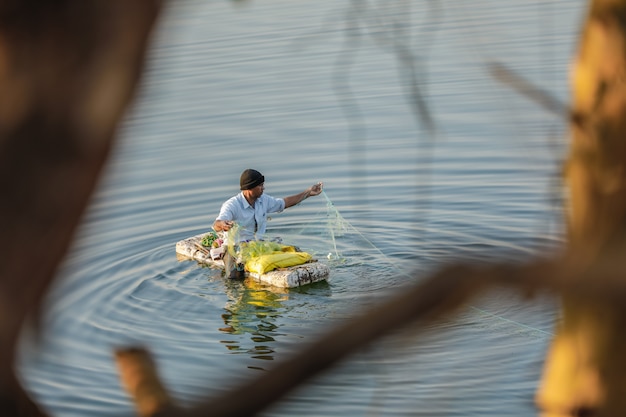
[283,182,323,208]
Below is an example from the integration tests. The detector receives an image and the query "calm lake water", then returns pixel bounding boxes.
[20,1,585,416]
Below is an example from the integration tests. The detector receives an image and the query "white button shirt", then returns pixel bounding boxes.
[216,192,285,242]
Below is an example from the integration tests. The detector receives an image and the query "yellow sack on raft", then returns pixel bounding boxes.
[245,251,312,274]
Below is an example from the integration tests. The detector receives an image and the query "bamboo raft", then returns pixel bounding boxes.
[175,233,330,288]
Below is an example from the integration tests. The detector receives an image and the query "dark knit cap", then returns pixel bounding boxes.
[240,169,264,190]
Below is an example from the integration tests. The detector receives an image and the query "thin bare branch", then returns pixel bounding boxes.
[488,61,570,120]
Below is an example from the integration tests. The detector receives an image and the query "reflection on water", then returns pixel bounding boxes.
[220,280,285,361]
[220,277,333,366]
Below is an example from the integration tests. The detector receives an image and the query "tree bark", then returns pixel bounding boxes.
[537,1,626,415]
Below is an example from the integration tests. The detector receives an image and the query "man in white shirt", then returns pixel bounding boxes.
[213,168,323,278]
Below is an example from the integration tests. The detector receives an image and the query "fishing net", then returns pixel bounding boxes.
[291,191,408,278]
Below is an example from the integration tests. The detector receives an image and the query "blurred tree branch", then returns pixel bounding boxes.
[114,246,626,417]
[0,1,162,415]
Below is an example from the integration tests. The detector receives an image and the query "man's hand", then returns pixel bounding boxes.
[308,182,323,197]
[284,182,324,208]
[213,219,234,232]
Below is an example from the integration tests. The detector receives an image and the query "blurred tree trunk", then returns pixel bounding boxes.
[537,0,626,415]
[0,1,161,415]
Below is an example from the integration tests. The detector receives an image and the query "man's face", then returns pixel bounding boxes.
[251,182,264,198]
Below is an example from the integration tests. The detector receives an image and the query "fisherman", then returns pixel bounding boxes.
[213,168,323,278]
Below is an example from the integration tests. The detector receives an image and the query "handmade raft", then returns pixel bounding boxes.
[175,233,330,288]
